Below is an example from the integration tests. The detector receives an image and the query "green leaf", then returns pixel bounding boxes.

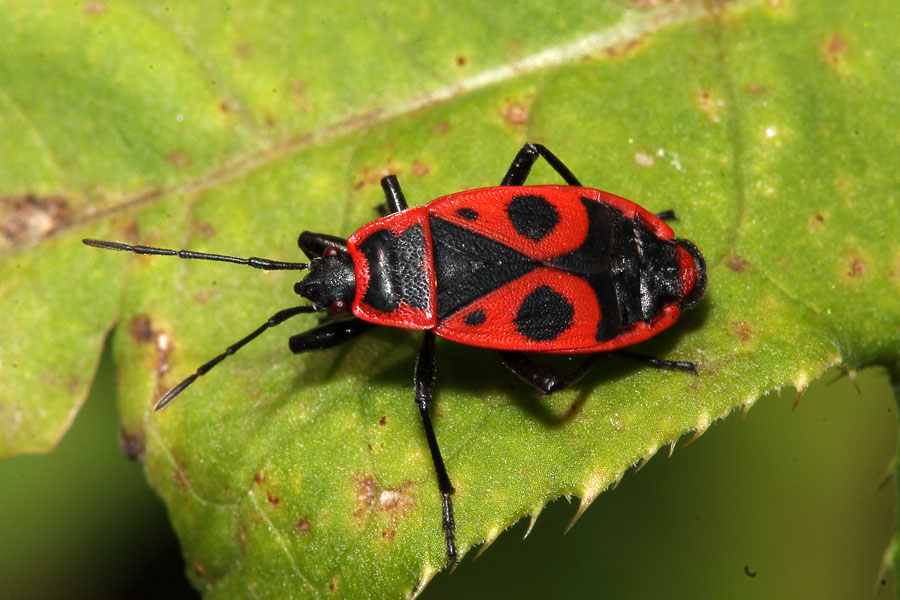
[1,0,897,598]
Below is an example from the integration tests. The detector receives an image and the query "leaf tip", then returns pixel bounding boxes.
[409,564,439,600]
[792,372,811,411]
[473,526,501,560]
[566,471,612,533]
[634,446,659,472]
[846,369,862,395]
[522,505,543,539]
[684,411,711,445]
[740,396,757,421]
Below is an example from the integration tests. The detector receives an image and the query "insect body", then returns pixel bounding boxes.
[84,144,707,565]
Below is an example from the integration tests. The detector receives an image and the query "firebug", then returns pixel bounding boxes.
[84,143,707,564]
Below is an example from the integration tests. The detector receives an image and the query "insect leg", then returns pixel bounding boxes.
[155,305,317,411]
[297,232,348,260]
[288,318,378,353]
[380,175,409,213]
[500,143,582,187]
[612,350,698,375]
[414,330,458,564]
[497,351,602,394]
[655,209,678,222]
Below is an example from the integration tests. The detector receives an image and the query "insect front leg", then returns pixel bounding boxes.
[414,330,458,564]
[500,143,583,187]
[497,351,602,394]
[288,318,378,353]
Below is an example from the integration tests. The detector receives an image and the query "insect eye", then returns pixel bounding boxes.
[323,246,339,258]
[329,299,346,313]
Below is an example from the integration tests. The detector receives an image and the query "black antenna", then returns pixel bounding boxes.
[155,304,317,411]
[84,237,317,409]
[82,238,309,271]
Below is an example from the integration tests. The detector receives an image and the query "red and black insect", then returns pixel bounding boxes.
[84,144,707,564]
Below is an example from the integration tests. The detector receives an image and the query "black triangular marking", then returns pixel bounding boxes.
[431,216,538,320]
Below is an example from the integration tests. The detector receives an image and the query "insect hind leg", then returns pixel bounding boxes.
[500,143,582,187]
[414,331,458,565]
[613,350,698,375]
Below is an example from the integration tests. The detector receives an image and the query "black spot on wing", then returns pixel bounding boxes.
[514,286,574,342]
[507,194,559,241]
[463,309,486,326]
[456,208,479,220]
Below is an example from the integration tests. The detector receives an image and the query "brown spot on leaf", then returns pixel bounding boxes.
[379,416,387,426]
[0,194,72,245]
[66,374,82,395]
[129,314,154,343]
[193,563,208,579]
[354,160,399,191]
[168,150,192,169]
[728,320,753,344]
[328,574,340,592]
[193,289,214,305]
[121,220,140,243]
[382,529,395,541]
[266,490,280,506]
[821,33,847,67]
[808,213,825,229]
[745,82,766,96]
[501,102,529,126]
[119,428,145,462]
[455,55,467,66]
[254,471,265,484]
[173,468,189,490]
[603,34,647,58]
[694,89,724,123]
[295,518,311,535]
[352,472,378,524]
[126,314,176,400]
[234,43,251,58]
[191,220,216,239]
[433,121,450,135]
[83,1,107,14]
[845,255,866,278]
[379,486,415,518]
[351,471,416,531]
[411,159,431,177]
[726,253,749,272]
